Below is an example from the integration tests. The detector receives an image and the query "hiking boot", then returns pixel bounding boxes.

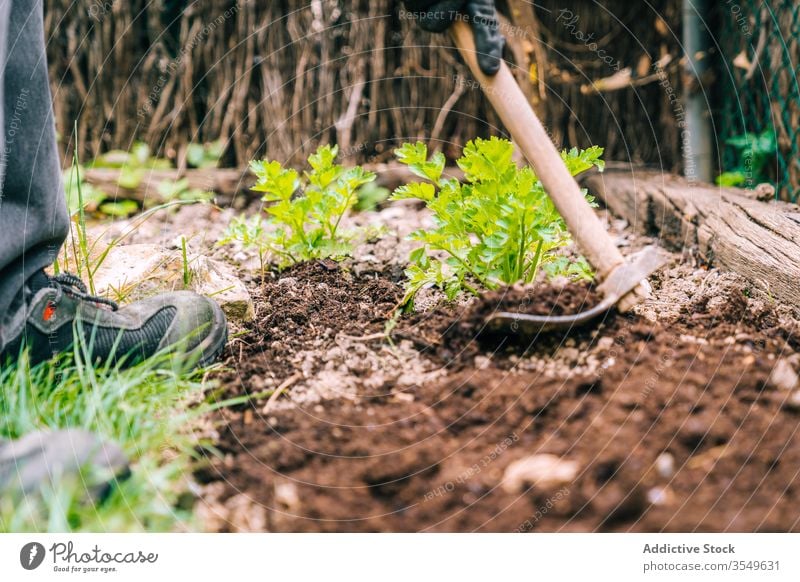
[0,429,128,500]
[0,271,228,368]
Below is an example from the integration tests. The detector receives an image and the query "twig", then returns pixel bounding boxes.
[580,55,676,94]
[335,81,365,154]
[745,7,770,82]
[391,331,439,352]
[338,332,388,342]
[431,82,466,148]
[262,373,302,413]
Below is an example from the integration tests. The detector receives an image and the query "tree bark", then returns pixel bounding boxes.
[583,168,800,308]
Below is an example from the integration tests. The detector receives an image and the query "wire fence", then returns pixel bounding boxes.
[717,0,800,201]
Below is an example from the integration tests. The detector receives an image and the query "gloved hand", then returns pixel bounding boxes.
[403,0,505,75]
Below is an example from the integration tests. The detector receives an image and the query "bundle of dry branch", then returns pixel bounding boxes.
[45,0,682,171]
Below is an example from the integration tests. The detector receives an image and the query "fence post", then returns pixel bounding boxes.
[682,0,714,183]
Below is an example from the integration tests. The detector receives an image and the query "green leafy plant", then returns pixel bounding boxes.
[229,144,376,268]
[219,214,270,280]
[392,137,601,303]
[63,170,107,215]
[98,199,140,217]
[90,142,172,191]
[63,168,143,217]
[156,177,215,203]
[89,142,169,170]
[186,140,225,169]
[717,128,776,189]
[355,181,391,211]
[64,139,204,217]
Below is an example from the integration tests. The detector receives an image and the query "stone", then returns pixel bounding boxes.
[596,336,615,351]
[91,243,178,301]
[755,182,776,201]
[90,243,254,323]
[191,255,255,323]
[655,452,675,478]
[768,359,799,392]
[647,486,674,506]
[273,479,301,512]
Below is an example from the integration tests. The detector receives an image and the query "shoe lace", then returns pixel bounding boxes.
[51,273,119,311]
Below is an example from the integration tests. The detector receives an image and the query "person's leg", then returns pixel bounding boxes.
[0,0,69,352]
[0,0,227,368]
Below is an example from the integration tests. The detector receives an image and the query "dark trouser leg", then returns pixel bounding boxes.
[0,0,68,352]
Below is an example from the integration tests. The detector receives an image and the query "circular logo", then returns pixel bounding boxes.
[19,542,46,570]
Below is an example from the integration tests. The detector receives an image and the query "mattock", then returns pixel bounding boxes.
[449,20,668,334]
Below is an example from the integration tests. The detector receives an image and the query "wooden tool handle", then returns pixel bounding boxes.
[449,20,625,282]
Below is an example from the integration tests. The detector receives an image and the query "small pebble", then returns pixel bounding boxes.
[393,392,415,403]
[769,359,799,391]
[474,355,492,370]
[655,452,675,478]
[560,348,580,362]
[597,337,615,351]
[502,454,579,494]
[647,486,672,506]
[274,481,300,511]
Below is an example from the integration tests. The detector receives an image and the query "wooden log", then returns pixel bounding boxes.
[80,163,461,202]
[583,168,800,309]
[81,168,250,202]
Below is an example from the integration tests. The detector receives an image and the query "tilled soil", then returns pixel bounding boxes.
[198,259,800,532]
[220,260,402,388]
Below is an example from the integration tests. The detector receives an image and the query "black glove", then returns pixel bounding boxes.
[403,0,505,75]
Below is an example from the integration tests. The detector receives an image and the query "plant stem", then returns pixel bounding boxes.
[462,281,482,296]
[330,189,355,241]
[525,239,544,283]
[181,236,191,289]
[516,212,527,281]
[73,121,94,294]
[439,246,491,289]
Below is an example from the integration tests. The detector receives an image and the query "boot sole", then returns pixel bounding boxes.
[194,299,229,368]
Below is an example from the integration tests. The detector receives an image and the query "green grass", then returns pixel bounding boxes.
[0,339,218,532]
[181,235,192,289]
[5,124,228,532]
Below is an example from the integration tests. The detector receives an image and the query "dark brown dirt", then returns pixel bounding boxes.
[394,282,605,367]
[200,263,800,532]
[218,260,402,395]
